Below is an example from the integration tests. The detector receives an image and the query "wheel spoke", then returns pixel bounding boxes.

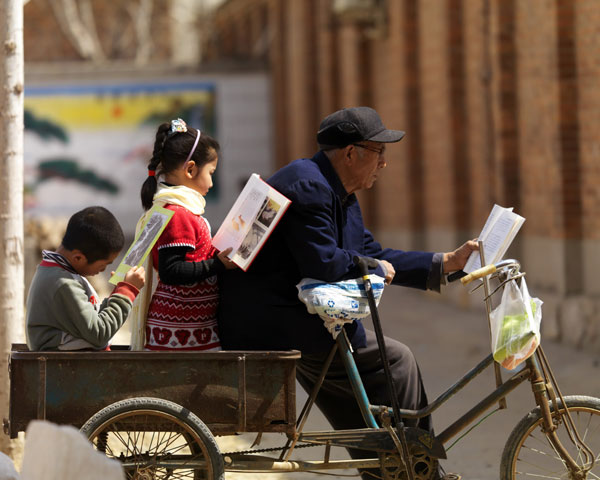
[515,472,562,479]
[82,400,221,480]
[503,398,600,480]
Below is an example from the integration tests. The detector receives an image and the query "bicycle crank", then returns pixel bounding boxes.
[382,449,439,480]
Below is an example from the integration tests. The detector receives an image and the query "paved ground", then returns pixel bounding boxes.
[217,282,600,479]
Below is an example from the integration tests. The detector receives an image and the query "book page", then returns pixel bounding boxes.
[490,215,525,263]
[463,205,524,273]
[212,174,291,271]
[478,204,512,245]
[212,176,270,253]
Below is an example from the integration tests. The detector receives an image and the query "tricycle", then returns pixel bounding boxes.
[4,259,600,479]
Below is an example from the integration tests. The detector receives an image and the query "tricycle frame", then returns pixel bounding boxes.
[5,261,598,479]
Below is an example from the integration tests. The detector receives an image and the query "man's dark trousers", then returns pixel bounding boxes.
[296,329,432,480]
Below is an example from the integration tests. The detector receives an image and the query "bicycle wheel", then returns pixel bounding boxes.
[500,395,600,479]
[80,397,224,480]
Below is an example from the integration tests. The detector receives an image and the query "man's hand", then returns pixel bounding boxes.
[443,239,479,273]
[379,259,395,285]
[217,247,238,270]
[124,265,146,289]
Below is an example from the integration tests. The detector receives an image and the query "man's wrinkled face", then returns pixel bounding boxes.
[351,142,387,190]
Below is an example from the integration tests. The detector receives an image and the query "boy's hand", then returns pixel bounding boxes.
[217,247,238,270]
[124,265,146,289]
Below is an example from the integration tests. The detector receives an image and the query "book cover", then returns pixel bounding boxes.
[109,205,174,285]
[212,173,291,271]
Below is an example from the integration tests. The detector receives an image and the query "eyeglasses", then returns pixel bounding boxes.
[353,143,385,156]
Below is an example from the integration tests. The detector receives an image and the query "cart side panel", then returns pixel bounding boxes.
[8,348,299,437]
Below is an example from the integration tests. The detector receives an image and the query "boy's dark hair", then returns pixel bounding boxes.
[62,206,125,263]
[140,122,220,210]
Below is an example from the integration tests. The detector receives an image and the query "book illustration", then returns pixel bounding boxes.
[463,204,525,274]
[231,215,246,231]
[109,205,174,285]
[257,198,281,228]
[212,173,291,271]
[238,223,267,260]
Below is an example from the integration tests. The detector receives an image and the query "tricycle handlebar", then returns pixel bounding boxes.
[460,259,520,285]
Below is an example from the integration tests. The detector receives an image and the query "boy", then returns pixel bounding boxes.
[26,206,145,351]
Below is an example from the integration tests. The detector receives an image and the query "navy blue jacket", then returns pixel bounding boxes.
[218,151,437,353]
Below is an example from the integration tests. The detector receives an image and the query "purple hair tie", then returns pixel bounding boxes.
[185,129,201,163]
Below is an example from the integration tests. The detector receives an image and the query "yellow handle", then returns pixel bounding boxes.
[460,264,497,285]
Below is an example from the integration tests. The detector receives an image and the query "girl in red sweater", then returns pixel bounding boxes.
[136,119,235,350]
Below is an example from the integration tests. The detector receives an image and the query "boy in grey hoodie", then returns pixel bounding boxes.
[26,206,145,351]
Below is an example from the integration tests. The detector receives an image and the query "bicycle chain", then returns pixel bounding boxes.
[222,442,316,456]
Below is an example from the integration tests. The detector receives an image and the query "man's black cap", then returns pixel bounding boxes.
[316,106,405,149]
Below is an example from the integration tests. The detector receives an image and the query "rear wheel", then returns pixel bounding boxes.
[81,397,224,480]
[500,395,600,479]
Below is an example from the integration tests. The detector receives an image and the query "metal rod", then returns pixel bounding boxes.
[370,353,496,419]
[280,343,338,461]
[437,367,530,444]
[356,258,414,480]
[336,331,379,428]
[237,355,247,431]
[478,240,507,409]
[37,357,47,420]
[527,351,589,475]
[223,456,382,472]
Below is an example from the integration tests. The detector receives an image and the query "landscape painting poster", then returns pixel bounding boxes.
[24,81,217,233]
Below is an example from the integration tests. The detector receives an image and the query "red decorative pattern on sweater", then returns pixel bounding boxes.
[146,205,220,351]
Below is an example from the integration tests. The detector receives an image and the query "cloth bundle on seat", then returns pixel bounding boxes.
[297,276,385,338]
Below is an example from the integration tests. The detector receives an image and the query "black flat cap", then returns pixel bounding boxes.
[316,106,405,149]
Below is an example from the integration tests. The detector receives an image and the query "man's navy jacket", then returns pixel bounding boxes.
[218,151,436,353]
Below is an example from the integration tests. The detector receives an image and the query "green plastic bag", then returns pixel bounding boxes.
[490,277,542,370]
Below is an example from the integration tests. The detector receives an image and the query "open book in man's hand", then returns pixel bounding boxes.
[463,204,525,273]
[212,174,291,271]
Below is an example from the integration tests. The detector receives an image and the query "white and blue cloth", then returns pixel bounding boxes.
[297,276,386,338]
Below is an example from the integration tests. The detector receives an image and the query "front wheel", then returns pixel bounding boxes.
[81,397,224,480]
[500,395,600,479]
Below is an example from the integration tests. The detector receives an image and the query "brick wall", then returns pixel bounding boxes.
[204,0,600,350]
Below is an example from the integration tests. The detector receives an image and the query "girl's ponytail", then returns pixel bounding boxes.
[140,173,158,211]
[140,123,170,210]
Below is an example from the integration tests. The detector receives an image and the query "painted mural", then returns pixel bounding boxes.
[24,82,217,233]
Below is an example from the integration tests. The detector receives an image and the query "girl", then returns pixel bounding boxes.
[135,118,235,351]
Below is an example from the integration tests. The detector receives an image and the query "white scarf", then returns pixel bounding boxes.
[129,184,206,350]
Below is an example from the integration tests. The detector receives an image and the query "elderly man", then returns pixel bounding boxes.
[218,106,475,480]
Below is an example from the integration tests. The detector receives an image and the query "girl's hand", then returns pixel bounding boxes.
[217,248,238,270]
[124,265,146,289]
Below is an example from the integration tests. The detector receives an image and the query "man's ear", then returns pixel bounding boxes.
[344,145,356,164]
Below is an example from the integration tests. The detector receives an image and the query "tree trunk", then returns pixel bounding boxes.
[48,0,105,62]
[0,0,25,457]
[170,0,201,65]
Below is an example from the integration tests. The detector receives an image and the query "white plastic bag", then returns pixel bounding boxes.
[297,276,385,338]
[490,277,542,370]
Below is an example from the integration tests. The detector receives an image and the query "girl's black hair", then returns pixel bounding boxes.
[140,122,220,210]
